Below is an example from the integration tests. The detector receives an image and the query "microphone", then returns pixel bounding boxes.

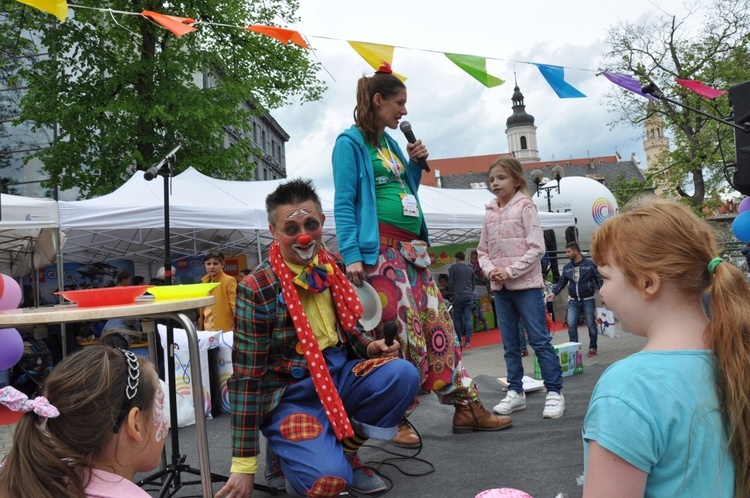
[641,82,664,99]
[399,121,430,172]
[144,143,182,181]
[383,321,398,347]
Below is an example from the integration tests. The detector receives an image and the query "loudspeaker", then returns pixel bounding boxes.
[730,80,750,195]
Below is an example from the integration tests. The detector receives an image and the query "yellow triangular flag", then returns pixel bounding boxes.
[15,0,68,22]
[348,41,406,81]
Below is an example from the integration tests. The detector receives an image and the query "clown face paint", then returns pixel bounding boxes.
[271,200,325,266]
[152,381,169,442]
[292,232,317,261]
[288,208,310,218]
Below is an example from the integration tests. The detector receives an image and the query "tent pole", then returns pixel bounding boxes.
[54,184,68,357]
[255,229,261,264]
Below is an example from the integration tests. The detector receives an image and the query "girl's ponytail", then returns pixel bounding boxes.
[707,262,750,498]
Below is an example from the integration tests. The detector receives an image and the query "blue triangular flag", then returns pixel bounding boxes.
[533,63,586,98]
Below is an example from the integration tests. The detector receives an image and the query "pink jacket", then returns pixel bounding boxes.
[477,191,545,291]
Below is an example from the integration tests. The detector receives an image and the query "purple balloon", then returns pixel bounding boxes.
[0,328,24,370]
[739,197,750,214]
[0,274,22,311]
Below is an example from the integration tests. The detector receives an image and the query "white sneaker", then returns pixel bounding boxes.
[543,391,565,419]
[493,390,526,415]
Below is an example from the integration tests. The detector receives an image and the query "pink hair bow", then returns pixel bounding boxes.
[0,386,60,419]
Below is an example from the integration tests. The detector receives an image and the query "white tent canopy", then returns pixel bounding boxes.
[0,193,61,277]
[58,168,574,268]
[58,168,278,268]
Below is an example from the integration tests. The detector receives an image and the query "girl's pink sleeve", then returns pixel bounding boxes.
[477,216,494,276]
[505,203,545,279]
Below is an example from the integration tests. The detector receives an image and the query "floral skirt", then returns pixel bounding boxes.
[366,245,478,407]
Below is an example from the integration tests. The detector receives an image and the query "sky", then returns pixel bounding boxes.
[271,0,696,193]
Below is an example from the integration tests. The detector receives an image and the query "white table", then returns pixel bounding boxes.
[0,296,217,497]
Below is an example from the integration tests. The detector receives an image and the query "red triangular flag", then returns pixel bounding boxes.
[676,79,726,99]
[247,25,310,49]
[142,11,197,37]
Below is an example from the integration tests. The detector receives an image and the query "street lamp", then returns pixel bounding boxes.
[530,165,564,212]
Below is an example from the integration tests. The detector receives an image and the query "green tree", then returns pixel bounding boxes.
[600,0,750,208]
[0,8,38,173]
[1,1,325,198]
[607,173,649,208]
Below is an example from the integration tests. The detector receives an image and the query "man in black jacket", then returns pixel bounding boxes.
[550,242,603,356]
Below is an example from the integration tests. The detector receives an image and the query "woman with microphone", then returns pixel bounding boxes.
[331,63,510,446]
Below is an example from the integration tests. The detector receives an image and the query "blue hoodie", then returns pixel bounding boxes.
[332,125,429,267]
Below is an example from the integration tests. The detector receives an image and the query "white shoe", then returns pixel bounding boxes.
[493,390,526,415]
[543,391,565,419]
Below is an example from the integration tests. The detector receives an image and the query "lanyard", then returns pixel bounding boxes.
[377,138,406,191]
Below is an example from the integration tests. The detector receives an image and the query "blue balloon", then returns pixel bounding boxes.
[732,211,750,242]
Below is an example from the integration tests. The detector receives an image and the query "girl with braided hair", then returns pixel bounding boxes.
[0,346,167,498]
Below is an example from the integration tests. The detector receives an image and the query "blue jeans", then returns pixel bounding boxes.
[264,347,419,496]
[452,294,473,344]
[567,298,598,350]
[519,318,528,351]
[494,288,563,394]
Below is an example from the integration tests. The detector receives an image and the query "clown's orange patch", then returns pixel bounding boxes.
[306,475,346,497]
[280,412,323,441]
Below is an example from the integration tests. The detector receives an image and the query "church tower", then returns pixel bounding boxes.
[643,109,670,197]
[505,85,540,163]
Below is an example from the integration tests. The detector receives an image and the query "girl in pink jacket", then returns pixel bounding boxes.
[477,158,564,420]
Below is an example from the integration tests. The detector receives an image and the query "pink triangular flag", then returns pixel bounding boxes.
[676,79,726,99]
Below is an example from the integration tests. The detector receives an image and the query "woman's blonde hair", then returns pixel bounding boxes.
[591,200,750,498]
[353,71,405,147]
[488,157,529,196]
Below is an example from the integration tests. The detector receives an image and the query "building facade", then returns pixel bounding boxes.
[642,111,671,197]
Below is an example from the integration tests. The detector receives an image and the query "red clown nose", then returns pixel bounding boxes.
[297,233,313,245]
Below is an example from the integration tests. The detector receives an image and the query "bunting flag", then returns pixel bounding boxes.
[247,25,310,49]
[141,11,196,37]
[601,72,657,101]
[347,41,407,81]
[444,53,504,88]
[676,79,726,99]
[533,63,585,98]
[16,1,697,103]
[15,0,68,22]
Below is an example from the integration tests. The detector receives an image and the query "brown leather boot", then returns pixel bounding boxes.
[452,400,512,434]
[390,419,420,448]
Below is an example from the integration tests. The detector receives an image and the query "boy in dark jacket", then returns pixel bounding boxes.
[550,242,603,356]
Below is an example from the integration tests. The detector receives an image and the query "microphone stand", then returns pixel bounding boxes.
[137,147,230,496]
[642,81,750,194]
[641,82,750,133]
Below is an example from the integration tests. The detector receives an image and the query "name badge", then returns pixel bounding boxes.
[401,193,419,217]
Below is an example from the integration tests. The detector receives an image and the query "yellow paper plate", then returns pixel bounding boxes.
[146,282,220,300]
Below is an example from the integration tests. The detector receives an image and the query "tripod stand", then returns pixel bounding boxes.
[136,146,229,497]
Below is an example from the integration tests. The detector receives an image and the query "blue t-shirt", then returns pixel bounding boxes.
[583,350,734,498]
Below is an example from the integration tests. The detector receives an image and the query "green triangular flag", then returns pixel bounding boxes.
[445,53,504,88]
